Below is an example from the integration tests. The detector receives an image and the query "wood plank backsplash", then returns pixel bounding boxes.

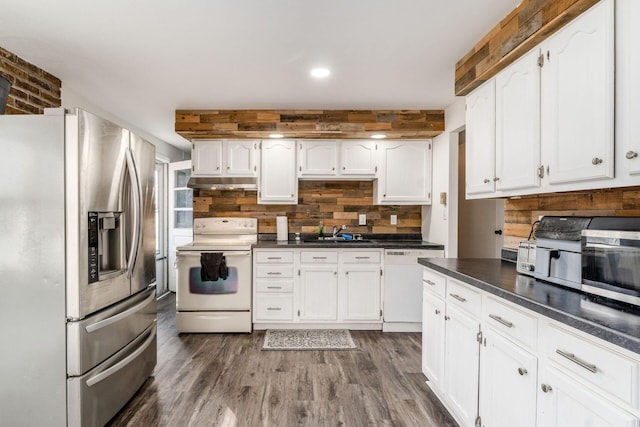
[194,181,422,235]
[503,187,640,249]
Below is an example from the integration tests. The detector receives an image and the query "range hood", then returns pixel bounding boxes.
[187,176,258,190]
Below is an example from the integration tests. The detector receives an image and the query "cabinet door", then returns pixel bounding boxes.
[537,367,638,427]
[479,329,538,427]
[224,140,256,176]
[465,80,496,196]
[495,49,541,192]
[299,265,338,320]
[341,140,376,176]
[422,289,446,391]
[540,0,614,186]
[341,266,381,321]
[377,140,431,204]
[192,140,223,176]
[617,0,640,178]
[444,304,480,427]
[259,140,298,204]
[298,140,337,177]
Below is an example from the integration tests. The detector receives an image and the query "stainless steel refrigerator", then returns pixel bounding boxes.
[0,108,157,426]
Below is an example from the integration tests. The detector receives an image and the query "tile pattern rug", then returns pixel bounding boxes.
[262,329,359,351]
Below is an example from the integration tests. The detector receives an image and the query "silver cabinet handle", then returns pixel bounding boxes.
[334,271,337,275]
[518,368,528,376]
[313,256,327,260]
[424,280,436,286]
[267,272,282,275]
[538,165,545,178]
[555,349,597,373]
[216,166,220,170]
[444,315,451,320]
[435,309,441,315]
[626,151,638,159]
[493,177,500,181]
[267,257,282,260]
[489,314,513,328]
[342,166,346,170]
[541,384,552,393]
[332,167,335,171]
[449,293,467,303]
[483,179,490,184]
[227,166,230,170]
[592,157,603,165]
[266,307,282,311]
[267,286,282,290]
[355,257,371,260]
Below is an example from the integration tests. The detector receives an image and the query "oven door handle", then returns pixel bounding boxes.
[177,251,252,257]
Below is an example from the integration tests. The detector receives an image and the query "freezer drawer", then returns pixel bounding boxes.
[67,287,156,376]
[68,322,157,427]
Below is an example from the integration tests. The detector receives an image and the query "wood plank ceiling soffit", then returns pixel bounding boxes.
[175,110,445,140]
[455,0,601,96]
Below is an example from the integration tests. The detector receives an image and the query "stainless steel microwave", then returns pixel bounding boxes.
[581,218,640,306]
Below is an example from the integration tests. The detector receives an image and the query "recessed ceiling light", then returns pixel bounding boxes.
[310,68,331,78]
[371,134,387,139]
[269,133,284,139]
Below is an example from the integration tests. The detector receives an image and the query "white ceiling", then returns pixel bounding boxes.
[1,1,521,150]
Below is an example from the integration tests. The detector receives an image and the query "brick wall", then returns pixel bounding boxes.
[503,187,640,248]
[0,46,61,114]
[194,180,422,235]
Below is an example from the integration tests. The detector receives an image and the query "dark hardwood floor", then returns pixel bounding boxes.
[107,293,458,426]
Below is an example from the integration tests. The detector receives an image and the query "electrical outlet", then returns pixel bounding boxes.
[359,214,367,225]
[390,215,397,225]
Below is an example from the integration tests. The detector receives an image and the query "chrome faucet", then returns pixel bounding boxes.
[333,224,347,238]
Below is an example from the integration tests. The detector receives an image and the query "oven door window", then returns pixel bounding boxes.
[583,240,640,295]
[189,266,238,294]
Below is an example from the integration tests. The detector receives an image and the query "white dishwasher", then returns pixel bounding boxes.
[383,249,444,332]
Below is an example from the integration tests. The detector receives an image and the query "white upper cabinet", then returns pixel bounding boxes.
[340,140,376,177]
[258,139,298,204]
[495,49,541,192]
[375,140,432,205]
[465,80,496,196]
[192,140,223,176]
[298,140,338,177]
[297,140,376,179]
[191,139,257,177]
[540,0,614,186]
[616,0,640,181]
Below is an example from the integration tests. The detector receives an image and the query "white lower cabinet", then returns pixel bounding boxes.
[537,366,638,427]
[479,328,538,427]
[253,248,383,327]
[421,266,640,427]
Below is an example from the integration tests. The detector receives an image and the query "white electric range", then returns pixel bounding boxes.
[175,217,257,332]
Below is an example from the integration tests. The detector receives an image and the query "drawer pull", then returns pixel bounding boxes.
[267,272,282,276]
[267,257,282,260]
[518,368,528,376]
[489,314,514,328]
[266,307,282,311]
[424,280,436,286]
[435,309,441,315]
[312,256,327,260]
[449,293,467,303]
[355,256,371,260]
[541,384,553,393]
[267,286,282,290]
[444,315,451,321]
[556,349,597,373]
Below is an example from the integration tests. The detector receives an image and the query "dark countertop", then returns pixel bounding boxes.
[254,234,445,250]
[418,258,640,355]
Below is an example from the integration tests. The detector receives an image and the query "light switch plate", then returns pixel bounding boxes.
[390,215,397,225]
[359,214,367,225]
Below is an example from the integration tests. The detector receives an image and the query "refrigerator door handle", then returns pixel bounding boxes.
[125,148,143,279]
[85,323,156,387]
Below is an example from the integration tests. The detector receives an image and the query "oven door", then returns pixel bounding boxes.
[582,230,640,305]
[176,250,252,311]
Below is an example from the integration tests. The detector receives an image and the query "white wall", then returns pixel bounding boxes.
[61,86,187,163]
[422,97,465,257]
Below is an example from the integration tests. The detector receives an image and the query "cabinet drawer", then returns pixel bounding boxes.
[255,251,294,264]
[423,268,446,298]
[341,251,381,264]
[483,296,537,351]
[255,280,293,293]
[255,264,294,278]
[300,251,338,264]
[541,322,639,408]
[446,279,481,318]
[254,294,294,321]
